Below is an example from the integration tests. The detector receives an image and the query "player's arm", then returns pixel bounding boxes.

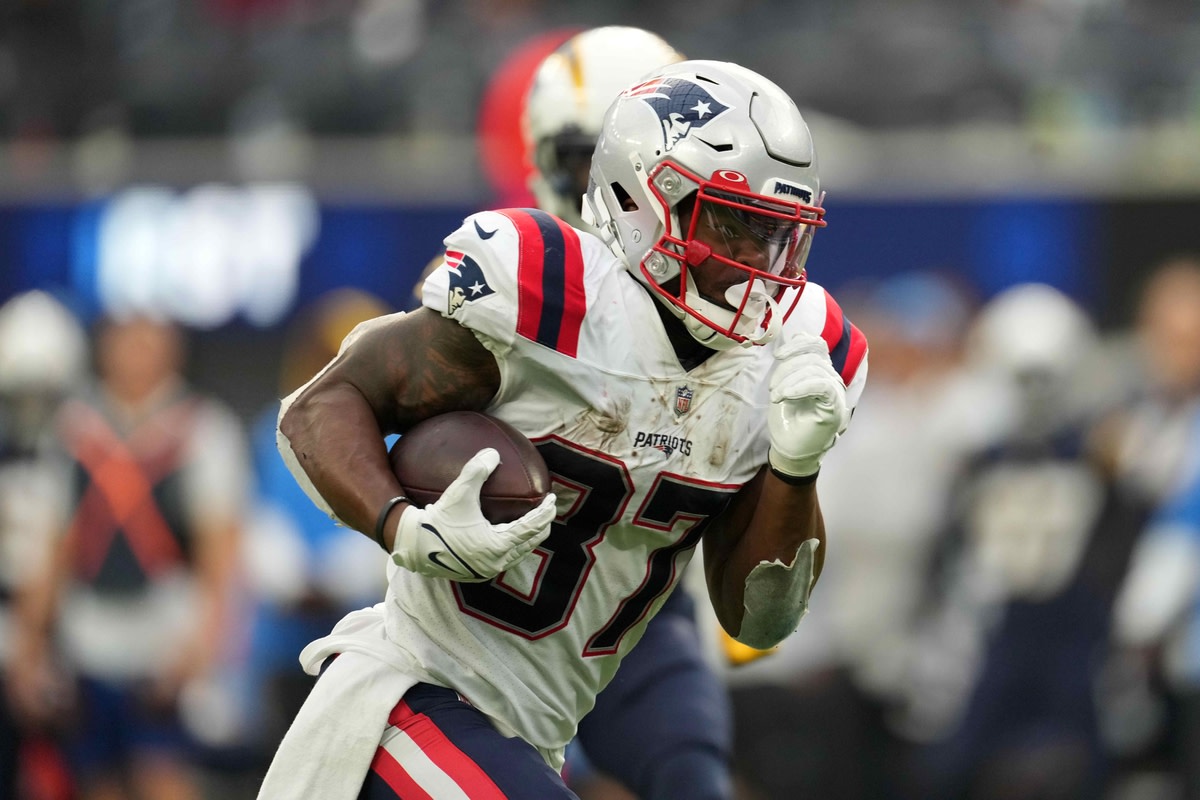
[702,332,850,649]
[7,527,73,724]
[278,307,557,582]
[277,307,500,549]
[703,468,826,648]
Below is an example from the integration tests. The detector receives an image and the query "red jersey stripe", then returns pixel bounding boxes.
[500,210,546,348]
[384,697,508,799]
[387,698,416,728]
[842,323,868,386]
[370,747,436,799]
[498,209,586,357]
[818,291,868,386]
[819,291,846,355]
[551,215,586,357]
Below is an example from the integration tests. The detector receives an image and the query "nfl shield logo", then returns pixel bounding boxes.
[674,385,694,416]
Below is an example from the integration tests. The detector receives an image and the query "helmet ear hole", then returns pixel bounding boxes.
[612,183,638,212]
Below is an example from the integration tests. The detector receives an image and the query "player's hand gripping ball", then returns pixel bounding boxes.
[390,411,551,523]
[387,412,556,582]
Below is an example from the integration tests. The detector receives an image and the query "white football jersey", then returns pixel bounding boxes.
[383,207,867,757]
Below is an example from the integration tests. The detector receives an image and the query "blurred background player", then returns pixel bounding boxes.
[1106,256,1200,799]
[906,283,1149,800]
[7,313,250,800]
[520,26,734,800]
[0,291,87,800]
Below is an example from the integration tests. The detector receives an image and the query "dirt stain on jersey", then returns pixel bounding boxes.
[679,396,735,468]
[565,395,631,453]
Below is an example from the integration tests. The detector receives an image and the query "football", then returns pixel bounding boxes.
[388,411,551,524]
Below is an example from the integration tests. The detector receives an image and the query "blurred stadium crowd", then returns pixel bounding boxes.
[6,0,1200,139]
[2,2,1200,799]
[3,0,1200,197]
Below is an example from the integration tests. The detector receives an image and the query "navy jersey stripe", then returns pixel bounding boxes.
[527,209,568,350]
[829,315,852,377]
[503,208,585,357]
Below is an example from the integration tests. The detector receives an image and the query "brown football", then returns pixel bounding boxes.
[388,411,550,524]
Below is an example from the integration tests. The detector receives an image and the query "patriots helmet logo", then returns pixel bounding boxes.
[626,77,731,153]
[445,250,495,316]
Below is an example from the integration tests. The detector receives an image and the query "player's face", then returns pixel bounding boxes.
[677,201,788,311]
[97,316,183,399]
[540,132,595,216]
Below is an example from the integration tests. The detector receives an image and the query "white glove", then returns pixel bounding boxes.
[767,332,851,479]
[392,448,557,581]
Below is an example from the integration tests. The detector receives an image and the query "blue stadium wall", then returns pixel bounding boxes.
[0,195,1193,417]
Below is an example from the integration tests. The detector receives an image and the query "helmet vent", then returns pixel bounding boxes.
[748,92,813,168]
[696,137,732,152]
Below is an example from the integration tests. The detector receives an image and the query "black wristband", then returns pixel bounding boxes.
[373,495,409,550]
[768,466,819,486]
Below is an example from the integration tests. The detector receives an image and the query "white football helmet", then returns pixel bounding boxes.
[523,26,684,228]
[0,290,86,394]
[0,290,87,454]
[583,60,826,350]
[970,283,1096,380]
[968,282,1099,435]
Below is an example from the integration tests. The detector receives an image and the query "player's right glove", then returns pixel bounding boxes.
[392,448,557,582]
[767,332,850,479]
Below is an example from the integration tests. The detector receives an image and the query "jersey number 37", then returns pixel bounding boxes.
[454,436,736,656]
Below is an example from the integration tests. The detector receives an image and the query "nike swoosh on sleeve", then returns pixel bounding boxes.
[474,220,498,239]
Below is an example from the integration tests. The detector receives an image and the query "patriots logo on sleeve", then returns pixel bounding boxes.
[625,77,730,153]
[445,250,495,316]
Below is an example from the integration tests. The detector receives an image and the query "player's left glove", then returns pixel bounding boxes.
[767,332,850,479]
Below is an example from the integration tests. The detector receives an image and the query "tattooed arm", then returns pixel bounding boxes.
[278,308,501,550]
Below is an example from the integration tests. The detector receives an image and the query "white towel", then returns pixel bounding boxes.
[257,607,419,799]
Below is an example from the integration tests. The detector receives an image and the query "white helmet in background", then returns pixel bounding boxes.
[584,60,826,350]
[0,290,87,394]
[968,283,1099,434]
[969,283,1096,381]
[523,26,684,228]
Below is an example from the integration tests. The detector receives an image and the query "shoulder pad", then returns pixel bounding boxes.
[784,282,869,408]
[421,208,588,357]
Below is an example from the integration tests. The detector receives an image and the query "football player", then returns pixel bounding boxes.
[524,26,734,800]
[262,58,868,799]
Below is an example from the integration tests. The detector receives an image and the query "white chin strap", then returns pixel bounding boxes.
[682,279,781,350]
